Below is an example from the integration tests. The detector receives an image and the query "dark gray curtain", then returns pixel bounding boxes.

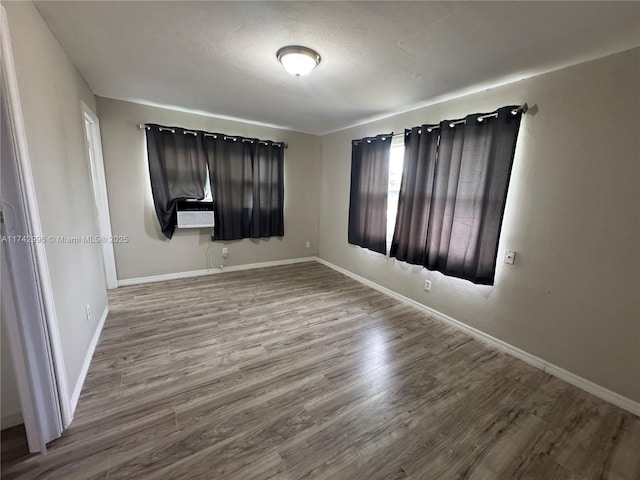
[424,106,522,284]
[252,141,284,237]
[348,134,392,255]
[390,126,439,264]
[204,137,285,240]
[145,125,207,238]
[204,136,253,240]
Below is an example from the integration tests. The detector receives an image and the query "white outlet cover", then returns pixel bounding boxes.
[504,250,516,264]
[424,280,432,292]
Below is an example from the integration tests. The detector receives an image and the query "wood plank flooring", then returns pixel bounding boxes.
[1,262,639,479]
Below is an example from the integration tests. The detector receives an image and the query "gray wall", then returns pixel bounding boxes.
[318,48,640,403]
[4,2,108,394]
[95,97,321,280]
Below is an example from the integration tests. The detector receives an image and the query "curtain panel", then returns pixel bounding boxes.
[426,106,522,284]
[348,134,392,255]
[145,125,208,239]
[391,106,522,285]
[203,136,285,241]
[390,126,439,264]
[252,141,285,238]
[204,136,254,240]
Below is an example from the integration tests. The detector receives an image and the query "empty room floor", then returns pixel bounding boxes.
[2,262,638,479]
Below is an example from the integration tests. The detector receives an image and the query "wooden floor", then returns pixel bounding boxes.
[2,262,639,479]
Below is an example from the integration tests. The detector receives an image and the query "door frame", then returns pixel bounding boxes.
[80,102,117,289]
[0,246,44,452]
[1,6,72,433]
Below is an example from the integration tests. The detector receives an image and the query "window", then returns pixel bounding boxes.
[185,166,212,203]
[386,136,404,252]
[349,105,523,285]
[144,124,285,240]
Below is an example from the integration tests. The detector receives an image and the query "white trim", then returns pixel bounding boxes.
[314,257,640,417]
[1,5,71,430]
[1,411,24,430]
[1,247,40,450]
[69,306,109,416]
[117,257,316,287]
[81,101,118,289]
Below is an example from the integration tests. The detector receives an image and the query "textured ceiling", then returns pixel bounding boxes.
[35,1,640,135]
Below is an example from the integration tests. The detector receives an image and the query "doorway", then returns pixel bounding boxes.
[81,103,117,289]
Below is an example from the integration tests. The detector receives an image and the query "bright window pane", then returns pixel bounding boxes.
[387,138,405,251]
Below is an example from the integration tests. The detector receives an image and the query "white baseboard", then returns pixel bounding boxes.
[1,410,23,430]
[69,305,109,418]
[117,257,317,287]
[314,257,640,417]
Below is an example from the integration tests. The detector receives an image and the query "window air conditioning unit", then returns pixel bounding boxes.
[176,200,215,229]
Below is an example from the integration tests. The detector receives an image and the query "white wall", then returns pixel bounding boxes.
[318,48,640,403]
[95,97,321,281]
[4,2,108,395]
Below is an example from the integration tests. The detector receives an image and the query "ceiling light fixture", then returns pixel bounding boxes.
[276,45,321,78]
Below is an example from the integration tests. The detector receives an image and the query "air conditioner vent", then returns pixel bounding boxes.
[176,201,215,229]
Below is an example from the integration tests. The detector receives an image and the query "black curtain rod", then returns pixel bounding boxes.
[351,133,394,146]
[138,123,288,149]
[398,103,528,138]
[353,104,528,144]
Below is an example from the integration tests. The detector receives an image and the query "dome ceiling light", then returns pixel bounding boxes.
[276,45,321,77]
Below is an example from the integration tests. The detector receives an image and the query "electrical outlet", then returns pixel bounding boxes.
[424,280,432,292]
[306,241,311,248]
[504,250,516,265]
[222,247,228,258]
[85,304,91,322]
